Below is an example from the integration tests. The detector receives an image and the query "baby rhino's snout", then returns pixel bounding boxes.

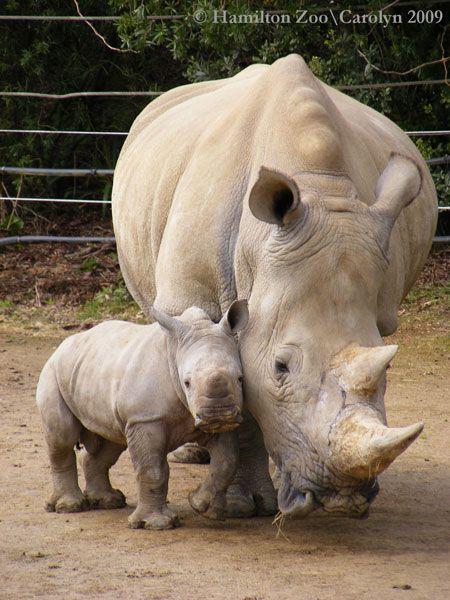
[205,371,230,398]
[194,369,243,433]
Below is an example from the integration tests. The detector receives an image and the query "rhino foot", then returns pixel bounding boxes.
[168,443,210,464]
[85,488,126,510]
[225,484,255,518]
[46,491,89,514]
[128,506,181,530]
[188,485,226,521]
[225,483,278,518]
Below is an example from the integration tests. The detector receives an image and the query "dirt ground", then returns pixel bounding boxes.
[0,310,449,600]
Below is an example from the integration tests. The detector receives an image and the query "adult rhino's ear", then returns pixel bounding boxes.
[150,306,188,338]
[220,300,249,334]
[372,153,422,224]
[249,167,301,227]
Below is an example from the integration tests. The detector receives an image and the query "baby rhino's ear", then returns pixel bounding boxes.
[220,300,249,334]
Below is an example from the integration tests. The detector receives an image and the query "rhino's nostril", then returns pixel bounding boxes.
[361,480,380,503]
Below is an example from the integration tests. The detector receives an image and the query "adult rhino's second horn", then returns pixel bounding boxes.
[328,408,424,480]
[332,344,399,393]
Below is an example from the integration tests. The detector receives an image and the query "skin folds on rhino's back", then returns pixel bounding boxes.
[112,54,436,323]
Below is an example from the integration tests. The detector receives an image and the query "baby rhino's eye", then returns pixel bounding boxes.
[184,379,191,389]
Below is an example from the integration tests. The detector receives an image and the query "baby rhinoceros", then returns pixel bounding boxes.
[36,300,248,530]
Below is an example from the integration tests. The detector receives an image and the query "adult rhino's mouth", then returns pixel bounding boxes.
[277,471,380,519]
[319,478,380,518]
[277,472,316,518]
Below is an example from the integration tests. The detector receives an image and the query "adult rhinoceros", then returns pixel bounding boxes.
[112,54,437,519]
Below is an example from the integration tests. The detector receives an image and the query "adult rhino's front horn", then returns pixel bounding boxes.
[329,344,424,480]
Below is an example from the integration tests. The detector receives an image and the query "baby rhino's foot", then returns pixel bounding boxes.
[85,488,126,510]
[46,491,89,514]
[128,505,180,530]
[188,485,226,521]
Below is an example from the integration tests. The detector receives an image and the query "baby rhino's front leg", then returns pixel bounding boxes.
[189,431,238,520]
[126,422,180,530]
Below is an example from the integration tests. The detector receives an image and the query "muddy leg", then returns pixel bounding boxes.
[226,412,278,517]
[36,367,87,513]
[189,431,238,520]
[126,422,179,530]
[81,438,126,509]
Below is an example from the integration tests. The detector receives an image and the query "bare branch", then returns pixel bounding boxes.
[356,46,450,79]
[439,27,449,86]
[72,0,138,54]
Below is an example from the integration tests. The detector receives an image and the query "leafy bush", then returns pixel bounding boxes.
[111,0,449,205]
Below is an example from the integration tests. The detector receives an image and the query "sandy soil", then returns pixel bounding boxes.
[0,321,449,600]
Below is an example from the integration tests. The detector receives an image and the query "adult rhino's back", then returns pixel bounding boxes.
[112,54,436,322]
[112,63,269,313]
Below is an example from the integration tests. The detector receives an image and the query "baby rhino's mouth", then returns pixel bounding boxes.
[194,402,243,433]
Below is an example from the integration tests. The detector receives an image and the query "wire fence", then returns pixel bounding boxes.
[0,129,448,244]
[1,80,448,99]
[0,166,114,177]
[2,128,450,137]
[1,5,448,247]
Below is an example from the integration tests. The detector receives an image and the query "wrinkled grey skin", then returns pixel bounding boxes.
[36,301,248,530]
[112,55,437,519]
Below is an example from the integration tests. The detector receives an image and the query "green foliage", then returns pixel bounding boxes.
[0,299,15,312]
[111,0,449,204]
[414,139,449,205]
[78,281,139,321]
[0,0,184,229]
[405,284,450,306]
[79,257,100,272]
[0,214,24,235]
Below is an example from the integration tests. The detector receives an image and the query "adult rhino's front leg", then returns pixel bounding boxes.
[226,412,277,517]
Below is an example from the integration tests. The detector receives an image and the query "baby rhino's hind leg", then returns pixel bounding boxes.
[36,367,87,513]
[80,435,126,509]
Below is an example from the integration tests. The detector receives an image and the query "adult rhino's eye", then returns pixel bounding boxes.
[275,360,289,375]
[238,375,243,384]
